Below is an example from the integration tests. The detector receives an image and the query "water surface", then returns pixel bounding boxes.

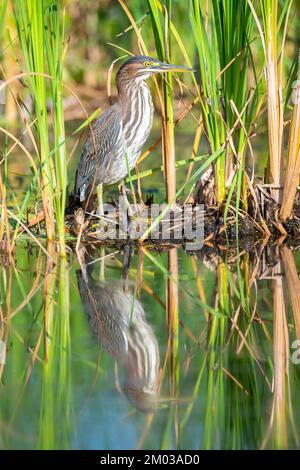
[1,243,300,450]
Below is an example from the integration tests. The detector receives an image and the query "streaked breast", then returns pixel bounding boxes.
[122,81,154,168]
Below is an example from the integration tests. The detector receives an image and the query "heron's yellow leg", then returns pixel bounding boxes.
[97,183,105,279]
[120,180,133,217]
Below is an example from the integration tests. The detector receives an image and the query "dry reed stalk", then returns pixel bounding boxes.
[191,256,208,322]
[280,58,300,220]
[163,104,176,203]
[185,119,203,183]
[248,0,284,203]
[264,2,284,203]
[43,242,57,363]
[281,245,300,340]
[2,2,19,124]
[270,263,288,449]
[166,247,179,395]
[150,1,177,204]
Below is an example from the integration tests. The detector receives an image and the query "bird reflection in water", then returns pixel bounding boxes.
[77,248,160,412]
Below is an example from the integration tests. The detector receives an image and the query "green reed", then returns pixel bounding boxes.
[189,0,259,209]
[0,0,9,252]
[0,0,8,35]
[13,0,55,240]
[44,2,68,253]
[38,249,71,449]
[148,0,177,203]
[13,0,68,254]
[121,0,299,227]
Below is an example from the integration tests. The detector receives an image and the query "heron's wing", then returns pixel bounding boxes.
[75,106,122,200]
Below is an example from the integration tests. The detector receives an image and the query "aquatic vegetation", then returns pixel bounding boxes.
[0,1,300,451]
[0,243,300,449]
[0,0,299,253]
[12,0,68,253]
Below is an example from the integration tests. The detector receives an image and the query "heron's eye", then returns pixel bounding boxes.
[144,61,151,68]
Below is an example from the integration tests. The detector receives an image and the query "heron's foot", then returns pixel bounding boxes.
[74,207,90,235]
[74,208,85,233]
[118,182,131,195]
[119,182,134,217]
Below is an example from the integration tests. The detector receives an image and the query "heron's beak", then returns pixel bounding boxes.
[151,61,195,73]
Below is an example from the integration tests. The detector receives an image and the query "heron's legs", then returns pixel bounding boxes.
[120,180,133,217]
[96,187,107,279]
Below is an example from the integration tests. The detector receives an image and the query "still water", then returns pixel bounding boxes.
[0,243,300,450]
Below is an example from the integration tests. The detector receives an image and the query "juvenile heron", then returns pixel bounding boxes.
[74,55,193,207]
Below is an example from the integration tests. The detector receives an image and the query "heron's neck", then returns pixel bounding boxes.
[117,78,153,124]
[116,78,154,158]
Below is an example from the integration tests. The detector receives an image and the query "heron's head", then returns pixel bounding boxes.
[117,55,194,81]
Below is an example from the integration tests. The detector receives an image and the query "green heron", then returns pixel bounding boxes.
[74,55,193,207]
